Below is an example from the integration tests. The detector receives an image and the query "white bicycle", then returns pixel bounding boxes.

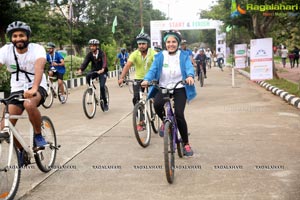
[0,94,60,200]
[42,72,68,109]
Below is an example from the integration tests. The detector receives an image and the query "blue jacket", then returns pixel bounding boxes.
[144,50,197,102]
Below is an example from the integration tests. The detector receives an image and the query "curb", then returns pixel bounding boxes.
[65,68,134,89]
[237,69,300,109]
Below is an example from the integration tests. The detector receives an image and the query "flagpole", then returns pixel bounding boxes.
[69,0,73,88]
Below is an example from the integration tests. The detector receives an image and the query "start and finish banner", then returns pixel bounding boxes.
[234,44,247,68]
[250,38,273,80]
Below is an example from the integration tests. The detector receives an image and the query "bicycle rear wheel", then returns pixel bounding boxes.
[42,85,54,109]
[34,116,57,173]
[58,81,68,104]
[0,141,21,200]
[83,88,97,119]
[149,99,160,134]
[132,102,151,148]
[163,121,175,184]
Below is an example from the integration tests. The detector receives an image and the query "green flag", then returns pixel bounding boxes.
[112,16,117,34]
[140,26,144,34]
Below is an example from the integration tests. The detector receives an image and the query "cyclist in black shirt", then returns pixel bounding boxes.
[77,39,109,111]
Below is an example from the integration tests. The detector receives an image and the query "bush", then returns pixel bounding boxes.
[0,66,11,92]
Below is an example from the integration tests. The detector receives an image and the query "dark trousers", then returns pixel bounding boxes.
[86,72,107,105]
[132,79,145,106]
[154,88,189,144]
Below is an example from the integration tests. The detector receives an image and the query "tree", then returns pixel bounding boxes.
[0,0,20,46]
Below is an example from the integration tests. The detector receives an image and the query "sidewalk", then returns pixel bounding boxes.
[275,61,300,84]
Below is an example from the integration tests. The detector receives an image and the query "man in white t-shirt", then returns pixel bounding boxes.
[0,21,48,164]
[281,46,288,68]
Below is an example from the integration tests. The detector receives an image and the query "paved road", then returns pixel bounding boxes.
[11,66,300,200]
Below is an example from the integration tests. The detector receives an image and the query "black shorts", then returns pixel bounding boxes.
[9,86,48,110]
[49,71,64,80]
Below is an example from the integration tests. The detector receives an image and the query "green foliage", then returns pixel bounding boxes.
[0,66,11,92]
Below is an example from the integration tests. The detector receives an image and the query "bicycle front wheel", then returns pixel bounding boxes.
[83,88,97,119]
[164,121,175,184]
[132,102,151,148]
[58,81,68,104]
[100,85,109,112]
[0,142,21,200]
[200,71,204,87]
[42,86,54,109]
[34,116,57,173]
[149,99,160,134]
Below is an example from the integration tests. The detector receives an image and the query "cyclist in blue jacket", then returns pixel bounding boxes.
[141,30,196,157]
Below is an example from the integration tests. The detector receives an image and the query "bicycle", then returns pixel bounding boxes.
[148,80,185,184]
[0,94,60,200]
[116,64,130,87]
[195,60,205,87]
[206,57,211,69]
[122,80,160,148]
[81,71,110,119]
[42,71,68,108]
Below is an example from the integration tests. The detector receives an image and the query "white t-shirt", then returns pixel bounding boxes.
[0,43,47,92]
[160,50,184,89]
[281,49,288,58]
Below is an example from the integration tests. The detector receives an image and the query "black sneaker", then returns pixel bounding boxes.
[104,104,109,112]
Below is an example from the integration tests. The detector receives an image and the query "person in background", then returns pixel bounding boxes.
[77,39,109,111]
[280,46,288,68]
[46,42,66,101]
[292,46,299,68]
[117,33,156,106]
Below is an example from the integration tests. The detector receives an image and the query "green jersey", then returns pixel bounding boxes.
[128,48,156,79]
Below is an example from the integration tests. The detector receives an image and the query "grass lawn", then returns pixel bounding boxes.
[240,67,300,97]
[265,78,300,97]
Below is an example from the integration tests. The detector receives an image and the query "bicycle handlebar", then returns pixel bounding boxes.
[147,80,186,93]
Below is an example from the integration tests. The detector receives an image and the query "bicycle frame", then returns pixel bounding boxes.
[1,104,35,168]
[163,93,181,150]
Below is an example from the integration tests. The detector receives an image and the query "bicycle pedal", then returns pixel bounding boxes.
[0,132,9,139]
[33,146,45,152]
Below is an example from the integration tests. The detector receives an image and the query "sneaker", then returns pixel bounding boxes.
[34,134,47,148]
[159,124,164,137]
[104,104,109,112]
[60,95,65,103]
[137,124,144,131]
[183,144,194,157]
[18,149,25,167]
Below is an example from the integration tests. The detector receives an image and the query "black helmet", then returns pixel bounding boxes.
[163,30,182,44]
[136,33,150,44]
[6,21,31,38]
[88,39,100,45]
[46,42,56,48]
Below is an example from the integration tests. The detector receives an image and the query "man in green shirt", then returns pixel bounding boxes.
[118,33,156,105]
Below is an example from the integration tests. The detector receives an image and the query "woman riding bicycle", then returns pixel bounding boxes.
[77,39,109,111]
[141,30,197,157]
